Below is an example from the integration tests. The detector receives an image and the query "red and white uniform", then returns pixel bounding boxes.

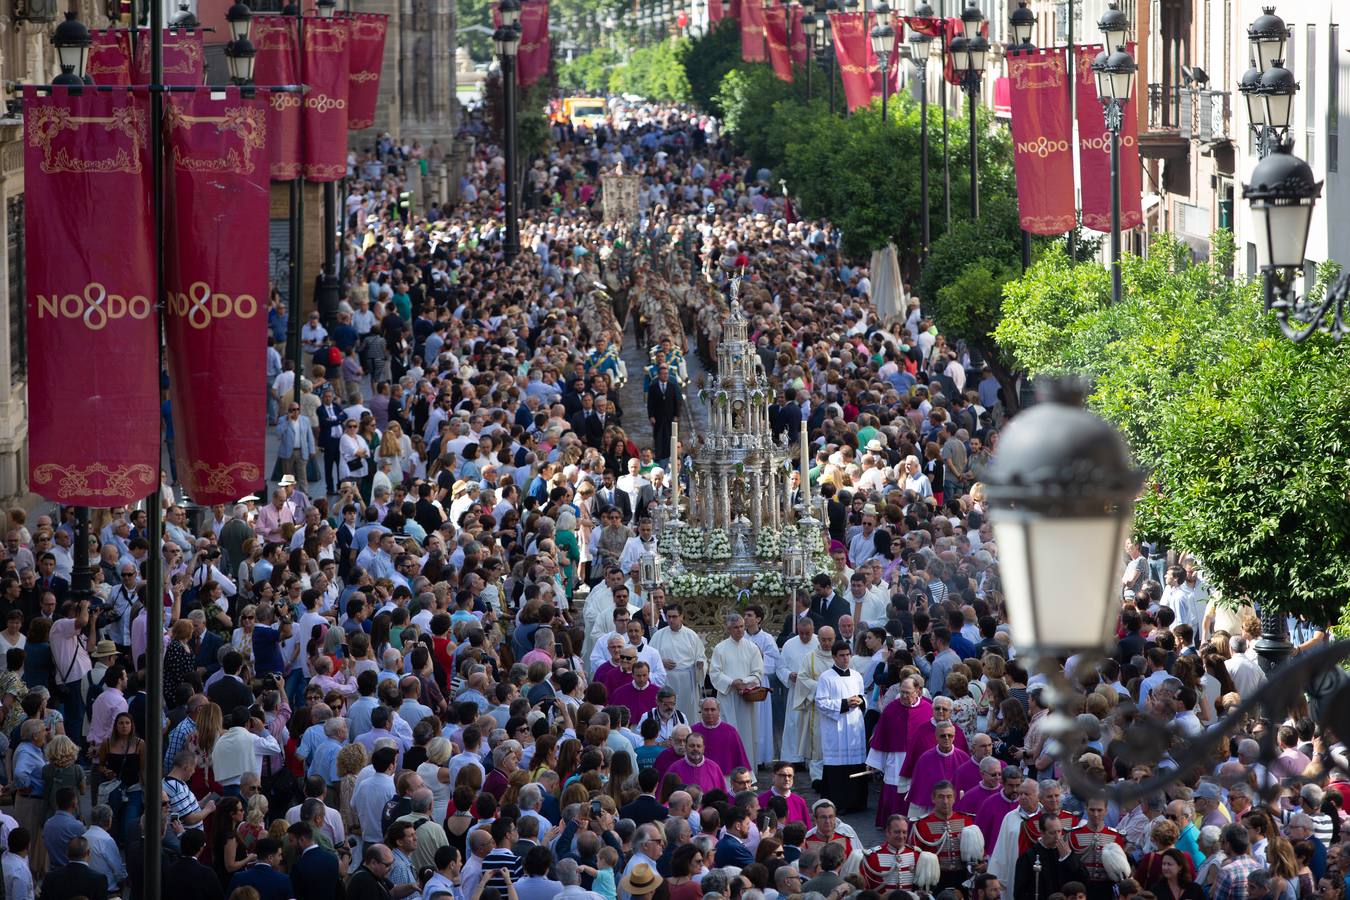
[1018,809,1077,855]
[804,831,857,857]
[1067,823,1126,883]
[861,842,919,892]
[911,811,976,873]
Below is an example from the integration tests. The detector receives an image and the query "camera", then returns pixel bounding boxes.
[590,799,602,816]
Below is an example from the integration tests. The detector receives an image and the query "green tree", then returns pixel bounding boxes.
[995,232,1350,625]
[610,40,692,102]
[558,47,619,94]
[679,18,742,115]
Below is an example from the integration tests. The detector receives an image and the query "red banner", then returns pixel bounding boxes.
[708,0,724,23]
[789,4,808,65]
[904,15,943,37]
[1075,44,1143,232]
[1008,49,1077,235]
[23,87,158,507]
[829,12,896,111]
[253,17,300,181]
[518,0,551,88]
[764,5,793,82]
[740,0,765,62]
[163,91,269,505]
[344,12,387,129]
[132,28,205,85]
[301,17,349,182]
[87,30,131,86]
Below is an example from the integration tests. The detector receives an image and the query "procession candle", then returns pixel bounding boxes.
[671,422,680,507]
[784,463,793,515]
[800,420,809,502]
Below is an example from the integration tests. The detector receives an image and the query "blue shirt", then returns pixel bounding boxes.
[298,722,327,763]
[84,824,127,889]
[517,876,564,900]
[42,811,85,868]
[348,695,379,741]
[251,623,284,675]
[13,744,44,795]
[164,716,197,770]
[309,737,343,784]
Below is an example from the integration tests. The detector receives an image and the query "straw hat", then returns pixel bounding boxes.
[91,640,120,661]
[619,864,663,896]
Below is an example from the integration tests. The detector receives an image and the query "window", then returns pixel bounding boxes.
[1330,24,1340,173]
[6,197,22,382]
[1306,24,1316,166]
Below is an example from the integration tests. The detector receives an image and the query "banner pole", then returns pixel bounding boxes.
[1066,0,1077,258]
[290,4,305,410]
[144,2,166,898]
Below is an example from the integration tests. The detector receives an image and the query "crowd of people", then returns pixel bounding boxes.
[0,100,1347,900]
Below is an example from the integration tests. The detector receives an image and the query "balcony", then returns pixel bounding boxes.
[1139,83,1190,160]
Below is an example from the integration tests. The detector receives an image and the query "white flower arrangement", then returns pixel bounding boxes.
[657,529,681,558]
[670,572,737,599]
[679,527,706,559]
[755,528,782,559]
[750,571,788,597]
[706,528,733,561]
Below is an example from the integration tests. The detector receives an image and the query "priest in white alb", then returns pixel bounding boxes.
[778,615,819,764]
[815,638,869,813]
[580,567,623,662]
[649,603,706,723]
[792,625,837,785]
[743,605,780,765]
[708,612,765,772]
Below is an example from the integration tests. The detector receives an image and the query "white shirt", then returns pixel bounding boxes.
[1,851,32,900]
[352,771,396,842]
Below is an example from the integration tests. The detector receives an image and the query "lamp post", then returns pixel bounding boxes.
[1010,0,1037,270]
[818,0,837,114]
[1239,8,1292,159]
[311,0,341,329]
[224,1,256,90]
[51,13,94,601]
[946,1,986,219]
[1243,143,1350,342]
[870,3,894,119]
[495,0,521,262]
[802,11,816,97]
[984,378,1350,802]
[910,3,932,262]
[52,11,92,86]
[1091,4,1135,306]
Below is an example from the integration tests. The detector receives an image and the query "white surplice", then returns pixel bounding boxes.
[650,624,707,722]
[777,634,818,762]
[815,666,867,765]
[746,628,780,764]
[708,635,765,772]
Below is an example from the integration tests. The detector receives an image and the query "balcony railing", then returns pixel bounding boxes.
[1147,83,1230,142]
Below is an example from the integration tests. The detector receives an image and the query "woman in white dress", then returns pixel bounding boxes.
[417,737,455,824]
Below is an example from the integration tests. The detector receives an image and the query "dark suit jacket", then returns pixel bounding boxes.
[195,629,227,676]
[166,856,226,900]
[646,380,682,422]
[569,410,605,447]
[290,846,345,900]
[207,673,254,713]
[40,861,108,900]
[37,575,70,605]
[230,862,294,900]
[316,403,348,452]
[597,488,633,522]
[778,611,816,647]
[714,834,756,869]
[620,794,669,826]
[810,592,850,633]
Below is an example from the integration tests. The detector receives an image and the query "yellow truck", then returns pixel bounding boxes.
[561,96,608,128]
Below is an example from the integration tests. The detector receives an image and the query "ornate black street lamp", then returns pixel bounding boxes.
[984,380,1350,804]
[909,1,932,262]
[495,0,522,261]
[1091,3,1135,305]
[946,1,986,219]
[870,3,894,119]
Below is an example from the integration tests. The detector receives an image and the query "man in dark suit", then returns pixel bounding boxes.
[193,617,227,678]
[35,553,70,604]
[778,595,818,646]
[620,769,669,826]
[713,808,756,868]
[165,829,226,900]
[568,392,606,448]
[289,821,346,900]
[808,573,850,633]
[315,385,348,497]
[596,475,633,525]
[40,835,108,900]
[206,651,255,712]
[229,838,293,900]
[646,364,682,465]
